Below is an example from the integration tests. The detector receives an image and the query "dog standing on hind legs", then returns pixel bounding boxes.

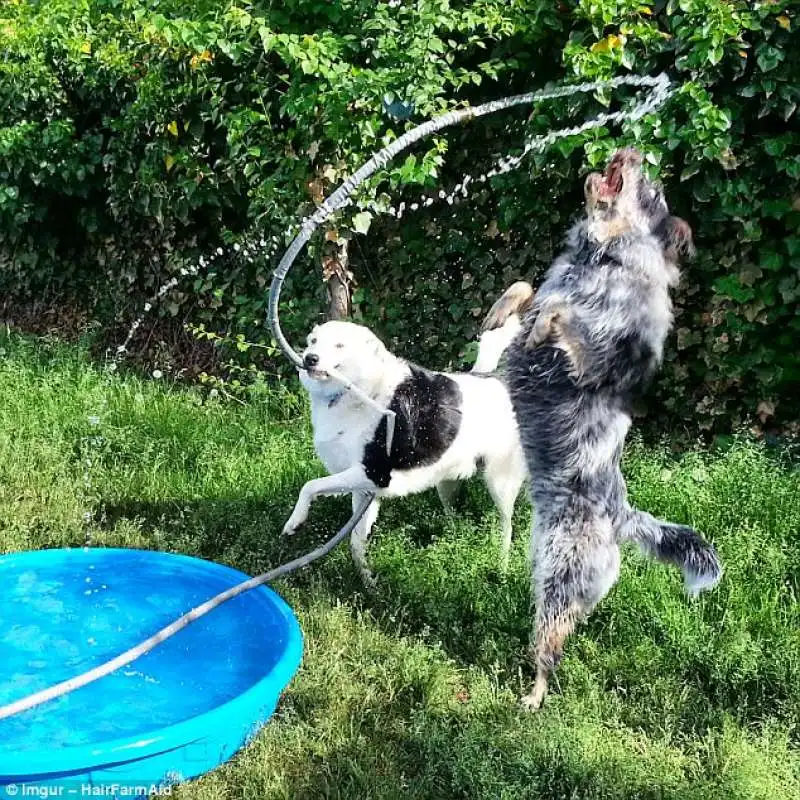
[497,148,721,710]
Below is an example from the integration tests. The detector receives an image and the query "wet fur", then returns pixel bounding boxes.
[501,150,721,710]
[285,320,527,585]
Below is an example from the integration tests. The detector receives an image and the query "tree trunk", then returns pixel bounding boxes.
[322,236,351,320]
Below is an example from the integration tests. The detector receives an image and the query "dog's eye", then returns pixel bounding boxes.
[310,337,317,345]
[335,343,344,349]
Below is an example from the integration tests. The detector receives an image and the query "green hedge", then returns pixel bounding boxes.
[0,0,797,430]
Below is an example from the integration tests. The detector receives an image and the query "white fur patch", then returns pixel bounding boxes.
[287,320,528,578]
[472,316,521,374]
[684,565,723,598]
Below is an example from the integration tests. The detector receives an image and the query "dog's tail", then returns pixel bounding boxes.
[472,317,522,373]
[620,509,722,597]
[472,282,535,374]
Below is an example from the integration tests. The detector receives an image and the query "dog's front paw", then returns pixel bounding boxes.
[282,505,309,536]
[565,343,586,380]
[282,519,300,536]
[359,567,378,591]
[526,312,555,351]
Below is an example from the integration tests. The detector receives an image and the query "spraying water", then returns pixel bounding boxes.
[0,74,675,722]
[114,75,672,367]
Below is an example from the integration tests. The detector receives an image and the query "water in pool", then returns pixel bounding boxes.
[0,549,289,751]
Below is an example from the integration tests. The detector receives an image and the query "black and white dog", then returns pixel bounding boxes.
[283,320,526,585]
[497,148,721,710]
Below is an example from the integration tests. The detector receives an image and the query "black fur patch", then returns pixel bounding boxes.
[605,332,657,397]
[362,365,463,488]
[653,522,717,573]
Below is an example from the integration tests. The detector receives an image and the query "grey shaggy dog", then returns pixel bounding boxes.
[497,148,722,711]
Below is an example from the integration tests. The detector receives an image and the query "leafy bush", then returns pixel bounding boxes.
[0,0,797,430]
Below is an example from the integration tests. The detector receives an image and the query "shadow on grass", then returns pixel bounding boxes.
[101,482,532,669]
[102,460,800,748]
[264,704,703,800]
[202,592,788,800]
[98,489,514,670]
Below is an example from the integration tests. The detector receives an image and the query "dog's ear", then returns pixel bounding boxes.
[666,216,695,260]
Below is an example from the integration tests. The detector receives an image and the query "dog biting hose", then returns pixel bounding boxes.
[0,74,673,721]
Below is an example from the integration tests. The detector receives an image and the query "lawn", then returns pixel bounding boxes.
[1,333,799,799]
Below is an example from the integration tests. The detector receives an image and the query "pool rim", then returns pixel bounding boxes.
[0,547,304,778]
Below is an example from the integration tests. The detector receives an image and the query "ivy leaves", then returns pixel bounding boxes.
[0,0,797,429]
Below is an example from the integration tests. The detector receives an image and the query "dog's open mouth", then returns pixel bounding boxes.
[302,367,330,381]
[586,153,630,206]
[600,148,643,198]
[596,151,629,199]
[603,157,623,196]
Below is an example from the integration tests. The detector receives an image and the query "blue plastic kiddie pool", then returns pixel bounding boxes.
[0,548,303,796]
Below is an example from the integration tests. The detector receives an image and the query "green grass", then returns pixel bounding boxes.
[1,333,799,799]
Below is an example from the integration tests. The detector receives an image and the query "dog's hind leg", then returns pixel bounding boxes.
[484,456,525,572]
[524,599,582,712]
[350,492,381,588]
[523,514,620,710]
[436,480,461,513]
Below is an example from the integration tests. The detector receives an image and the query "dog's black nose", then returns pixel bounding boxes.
[304,353,320,369]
